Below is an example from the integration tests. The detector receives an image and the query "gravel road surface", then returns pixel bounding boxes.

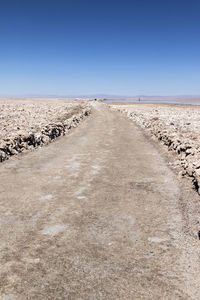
[0,103,200,299]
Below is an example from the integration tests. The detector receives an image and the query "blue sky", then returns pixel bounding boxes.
[0,0,200,97]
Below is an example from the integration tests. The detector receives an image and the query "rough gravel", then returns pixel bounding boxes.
[0,98,91,162]
[111,103,200,194]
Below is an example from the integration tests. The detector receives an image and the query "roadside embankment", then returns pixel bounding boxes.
[111,104,200,193]
[0,99,91,162]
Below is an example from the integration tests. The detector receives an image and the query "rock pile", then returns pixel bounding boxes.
[0,102,91,162]
[112,104,200,194]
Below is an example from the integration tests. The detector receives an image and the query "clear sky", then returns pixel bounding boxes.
[0,0,200,97]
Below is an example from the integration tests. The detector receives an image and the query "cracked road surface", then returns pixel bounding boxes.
[0,103,200,299]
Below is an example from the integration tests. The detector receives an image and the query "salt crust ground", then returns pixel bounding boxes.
[112,103,200,194]
[0,98,91,162]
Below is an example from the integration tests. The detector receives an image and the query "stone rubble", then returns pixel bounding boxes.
[0,101,91,162]
[112,104,200,194]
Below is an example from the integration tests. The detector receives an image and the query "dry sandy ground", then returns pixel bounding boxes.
[0,98,91,162]
[0,102,200,299]
[111,103,200,194]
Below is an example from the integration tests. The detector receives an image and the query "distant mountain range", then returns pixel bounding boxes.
[1,93,200,99]
[84,94,200,99]
[88,94,200,99]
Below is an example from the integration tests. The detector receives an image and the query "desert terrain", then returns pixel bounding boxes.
[111,103,200,194]
[0,99,200,299]
[0,98,91,162]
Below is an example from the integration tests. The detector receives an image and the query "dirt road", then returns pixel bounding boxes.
[0,103,200,299]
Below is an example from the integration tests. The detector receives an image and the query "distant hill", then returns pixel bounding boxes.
[1,93,200,99]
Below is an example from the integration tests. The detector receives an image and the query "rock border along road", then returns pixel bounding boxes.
[111,103,200,195]
[0,100,91,163]
[0,102,200,299]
